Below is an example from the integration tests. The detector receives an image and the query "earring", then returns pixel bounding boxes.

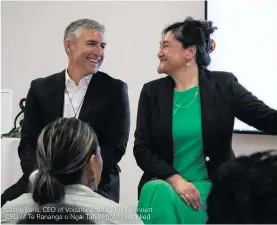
[186,62,190,66]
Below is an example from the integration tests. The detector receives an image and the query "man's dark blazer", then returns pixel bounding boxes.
[133,67,277,198]
[1,70,130,205]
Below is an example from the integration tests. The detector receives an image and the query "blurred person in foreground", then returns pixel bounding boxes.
[2,118,141,224]
[207,150,277,224]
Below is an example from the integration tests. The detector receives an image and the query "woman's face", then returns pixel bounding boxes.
[157,31,195,75]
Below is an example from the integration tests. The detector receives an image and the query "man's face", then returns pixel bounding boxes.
[66,28,106,75]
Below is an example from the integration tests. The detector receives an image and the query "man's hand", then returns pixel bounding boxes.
[167,174,202,210]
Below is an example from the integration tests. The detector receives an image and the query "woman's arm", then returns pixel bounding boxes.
[133,84,179,179]
[230,74,277,134]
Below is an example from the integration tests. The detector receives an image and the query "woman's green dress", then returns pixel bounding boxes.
[138,85,212,224]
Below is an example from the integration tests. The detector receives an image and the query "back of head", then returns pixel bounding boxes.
[17,203,95,224]
[32,117,99,205]
[163,17,217,67]
[207,150,277,223]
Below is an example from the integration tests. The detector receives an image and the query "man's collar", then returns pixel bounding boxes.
[65,68,93,85]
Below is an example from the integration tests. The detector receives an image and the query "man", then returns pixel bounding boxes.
[207,150,277,223]
[1,19,130,206]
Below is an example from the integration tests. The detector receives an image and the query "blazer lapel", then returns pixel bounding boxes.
[44,71,103,123]
[157,71,218,163]
[46,71,65,120]
[78,72,103,121]
[158,77,175,155]
[199,68,218,147]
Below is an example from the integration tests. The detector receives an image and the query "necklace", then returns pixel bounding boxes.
[173,87,199,115]
[65,87,85,118]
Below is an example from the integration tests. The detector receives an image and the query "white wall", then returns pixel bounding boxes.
[233,134,277,156]
[1,1,205,120]
[207,0,277,132]
[1,1,276,208]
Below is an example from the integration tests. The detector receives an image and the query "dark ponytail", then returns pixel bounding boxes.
[32,170,65,205]
[32,118,98,205]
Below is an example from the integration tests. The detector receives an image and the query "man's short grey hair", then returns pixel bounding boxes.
[64,18,105,42]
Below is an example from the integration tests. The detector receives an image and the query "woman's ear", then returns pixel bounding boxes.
[89,153,102,186]
[187,45,197,59]
[89,155,96,177]
[84,155,98,190]
[182,45,197,61]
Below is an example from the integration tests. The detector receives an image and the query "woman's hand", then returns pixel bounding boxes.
[167,174,202,210]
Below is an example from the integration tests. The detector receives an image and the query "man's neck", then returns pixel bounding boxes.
[171,65,199,91]
[67,64,88,85]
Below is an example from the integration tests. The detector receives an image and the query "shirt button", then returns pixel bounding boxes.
[205,156,210,162]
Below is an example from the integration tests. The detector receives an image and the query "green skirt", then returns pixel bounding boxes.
[137,179,212,224]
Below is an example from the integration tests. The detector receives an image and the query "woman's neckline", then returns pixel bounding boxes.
[174,84,199,93]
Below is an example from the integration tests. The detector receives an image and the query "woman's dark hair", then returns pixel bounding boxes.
[162,17,217,67]
[207,150,277,224]
[32,117,99,205]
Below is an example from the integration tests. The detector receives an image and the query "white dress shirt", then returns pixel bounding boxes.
[63,69,92,118]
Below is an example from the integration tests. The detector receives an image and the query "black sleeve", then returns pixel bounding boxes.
[134,84,179,179]
[231,74,277,134]
[18,80,42,176]
[100,82,130,172]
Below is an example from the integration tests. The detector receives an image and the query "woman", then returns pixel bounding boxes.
[1,118,142,224]
[134,17,277,224]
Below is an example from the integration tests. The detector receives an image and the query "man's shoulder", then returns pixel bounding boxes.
[96,71,127,87]
[30,70,65,88]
